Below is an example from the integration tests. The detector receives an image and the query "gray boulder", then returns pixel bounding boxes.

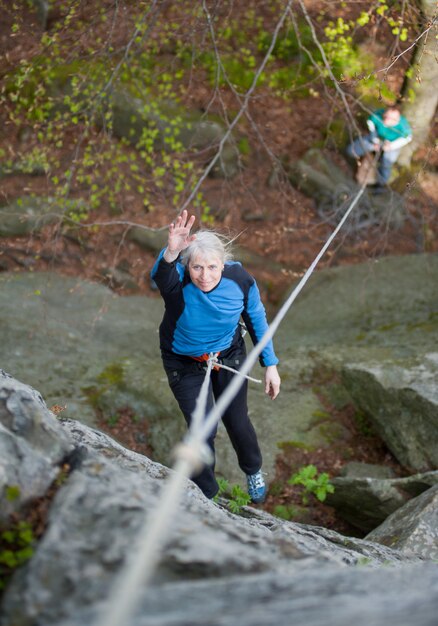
[0,370,73,522]
[367,484,438,560]
[110,90,240,179]
[276,253,438,353]
[0,196,58,237]
[1,374,437,626]
[1,372,427,626]
[342,353,438,471]
[94,562,438,626]
[326,470,438,533]
[339,461,397,479]
[127,226,167,255]
[0,196,87,237]
[275,253,438,480]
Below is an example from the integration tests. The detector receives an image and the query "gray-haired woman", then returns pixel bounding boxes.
[151,210,281,502]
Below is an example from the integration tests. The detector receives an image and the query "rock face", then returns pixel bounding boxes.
[0,196,87,237]
[342,354,438,471]
[287,149,406,231]
[1,373,438,626]
[275,252,438,475]
[0,253,437,493]
[110,90,241,179]
[367,484,438,560]
[0,196,58,237]
[326,469,438,532]
[0,370,73,522]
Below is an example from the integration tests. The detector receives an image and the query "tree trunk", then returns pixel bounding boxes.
[398,0,438,166]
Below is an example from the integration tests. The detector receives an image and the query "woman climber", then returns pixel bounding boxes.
[151,210,281,503]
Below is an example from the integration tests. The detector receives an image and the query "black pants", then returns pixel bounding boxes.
[163,340,262,498]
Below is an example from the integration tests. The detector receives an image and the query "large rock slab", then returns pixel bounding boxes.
[102,562,438,626]
[0,402,428,626]
[367,484,438,560]
[0,254,436,489]
[0,370,72,522]
[0,196,57,237]
[0,271,167,424]
[276,253,438,353]
[275,254,438,474]
[342,353,438,471]
[110,90,240,179]
[0,196,87,237]
[2,374,438,626]
[326,469,438,532]
[0,272,353,488]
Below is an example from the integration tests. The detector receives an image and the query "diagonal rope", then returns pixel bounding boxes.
[195,185,366,444]
[190,354,215,432]
[212,360,261,384]
[94,179,366,626]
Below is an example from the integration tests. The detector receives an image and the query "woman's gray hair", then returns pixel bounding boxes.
[180,230,234,266]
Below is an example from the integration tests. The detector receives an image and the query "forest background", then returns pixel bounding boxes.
[0,0,437,305]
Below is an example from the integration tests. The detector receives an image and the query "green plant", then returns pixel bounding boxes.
[273,504,298,521]
[5,486,21,502]
[106,414,120,427]
[288,464,334,504]
[0,521,35,591]
[353,409,375,438]
[214,477,251,513]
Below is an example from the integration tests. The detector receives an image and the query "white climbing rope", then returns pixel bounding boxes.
[94,183,366,626]
[191,353,261,433]
[207,352,262,383]
[213,360,262,383]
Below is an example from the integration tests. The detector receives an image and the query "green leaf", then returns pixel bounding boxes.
[5,485,20,501]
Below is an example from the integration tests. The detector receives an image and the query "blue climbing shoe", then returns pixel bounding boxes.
[246,469,266,504]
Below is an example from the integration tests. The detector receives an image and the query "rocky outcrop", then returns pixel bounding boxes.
[342,354,438,471]
[286,149,406,231]
[326,468,438,532]
[0,370,73,522]
[110,90,241,179]
[127,225,167,255]
[0,270,357,487]
[1,253,437,496]
[367,484,438,560]
[0,196,87,237]
[2,373,438,626]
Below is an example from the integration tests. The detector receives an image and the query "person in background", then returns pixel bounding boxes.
[347,105,412,191]
[151,210,281,503]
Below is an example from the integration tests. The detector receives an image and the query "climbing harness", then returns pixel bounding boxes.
[191,351,262,383]
[191,351,222,371]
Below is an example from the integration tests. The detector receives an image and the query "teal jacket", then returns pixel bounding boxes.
[367,109,412,151]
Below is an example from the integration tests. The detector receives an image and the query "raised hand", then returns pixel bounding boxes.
[164,210,196,261]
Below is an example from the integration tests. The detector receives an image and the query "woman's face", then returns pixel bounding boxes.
[188,253,224,292]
